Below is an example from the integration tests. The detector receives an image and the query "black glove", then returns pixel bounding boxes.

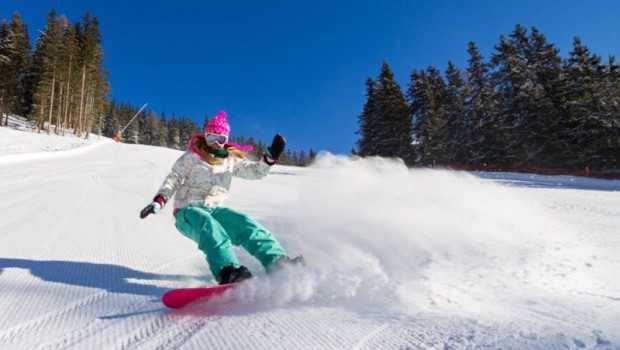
[140,195,166,219]
[264,134,285,165]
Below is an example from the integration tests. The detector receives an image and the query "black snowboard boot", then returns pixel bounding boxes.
[218,265,253,285]
[268,255,306,273]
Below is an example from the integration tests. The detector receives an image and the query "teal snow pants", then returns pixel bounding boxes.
[174,206,286,279]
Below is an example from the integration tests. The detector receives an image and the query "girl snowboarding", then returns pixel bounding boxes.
[141,111,302,284]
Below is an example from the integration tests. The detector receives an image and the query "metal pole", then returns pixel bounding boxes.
[113,103,147,142]
[119,102,148,135]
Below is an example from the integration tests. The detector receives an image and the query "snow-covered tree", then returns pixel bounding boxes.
[355,77,378,157]
[409,66,446,166]
[462,41,496,166]
[437,61,468,164]
[356,61,412,163]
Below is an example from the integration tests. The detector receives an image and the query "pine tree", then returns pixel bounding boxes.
[355,77,377,157]
[157,112,168,147]
[561,37,600,167]
[74,14,108,137]
[120,103,140,144]
[524,27,564,167]
[31,9,62,134]
[408,68,426,163]
[308,148,317,164]
[437,61,468,164]
[57,16,77,134]
[297,150,307,166]
[512,26,559,166]
[102,100,118,138]
[488,25,565,167]
[409,66,446,166]
[144,110,158,145]
[0,20,8,64]
[0,12,30,125]
[178,116,199,148]
[562,38,619,169]
[490,26,536,165]
[600,56,620,170]
[377,61,412,163]
[0,19,12,122]
[279,149,293,165]
[22,27,46,118]
[605,56,620,116]
[357,61,412,163]
[167,115,181,150]
[463,41,496,166]
[136,107,148,144]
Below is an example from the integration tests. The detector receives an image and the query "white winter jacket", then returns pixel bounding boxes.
[157,137,271,211]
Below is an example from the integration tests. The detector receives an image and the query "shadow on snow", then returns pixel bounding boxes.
[471,171,620,192]
[0,258,191,297]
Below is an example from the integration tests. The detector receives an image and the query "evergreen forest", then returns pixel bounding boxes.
[1,11,617,172]
[356,25,618,174]
[0,10,315,166]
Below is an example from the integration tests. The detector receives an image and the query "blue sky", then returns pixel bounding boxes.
[2,1,619,154]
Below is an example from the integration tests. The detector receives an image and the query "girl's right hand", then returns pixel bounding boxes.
[140,195,166,219]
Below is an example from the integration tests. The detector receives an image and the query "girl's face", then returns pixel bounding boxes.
[205,133,227,149]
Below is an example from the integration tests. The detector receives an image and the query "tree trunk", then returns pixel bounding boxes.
[84,90,91,138]
[67,94,73,131]
[37,102,44,133]
[77,65,86,136]
[55,81,63,135]
[47,70,56,135]
[1,88,6,126]
[63,55,72,134]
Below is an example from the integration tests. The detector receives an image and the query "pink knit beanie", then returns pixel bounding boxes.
[205,111,230,137]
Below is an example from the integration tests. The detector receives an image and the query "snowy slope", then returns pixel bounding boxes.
[0,123,619,350]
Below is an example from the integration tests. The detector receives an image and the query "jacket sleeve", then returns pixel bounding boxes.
[232,157,271,180]
[156,151,193,201]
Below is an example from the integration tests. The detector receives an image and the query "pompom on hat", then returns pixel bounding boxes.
[205,111,230,137]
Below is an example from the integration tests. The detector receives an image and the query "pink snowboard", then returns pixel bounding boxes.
[162,283,239,308]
